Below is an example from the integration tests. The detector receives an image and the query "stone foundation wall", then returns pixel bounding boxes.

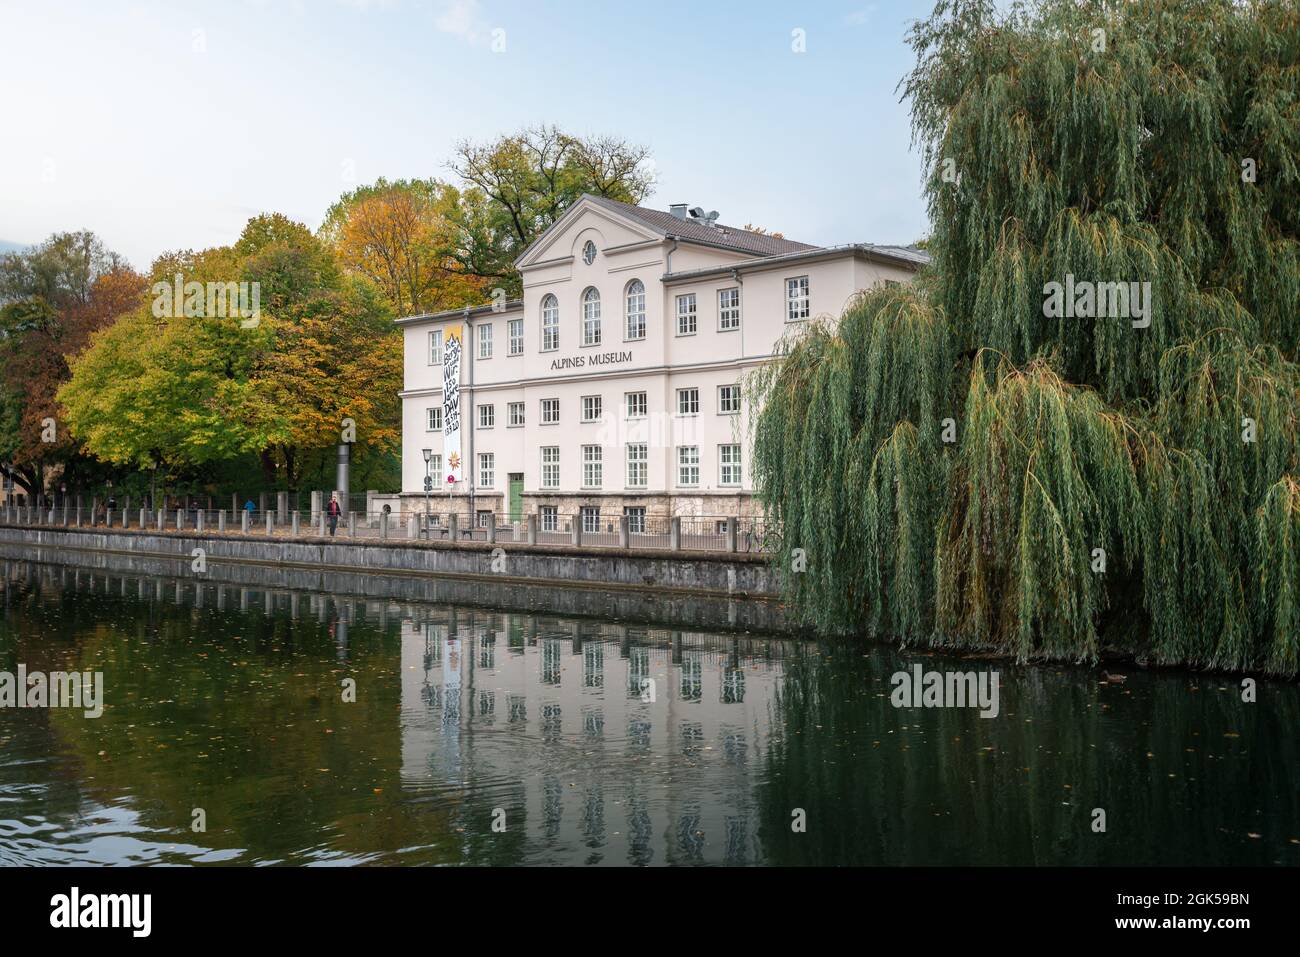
[398,491,758,523]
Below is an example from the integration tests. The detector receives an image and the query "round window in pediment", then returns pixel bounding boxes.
[582,240,597,265]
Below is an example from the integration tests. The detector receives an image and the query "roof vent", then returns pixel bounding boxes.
[689,207,721,228]
[669,204,688,220]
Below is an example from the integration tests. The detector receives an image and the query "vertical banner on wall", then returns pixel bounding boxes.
[442,324,463,484]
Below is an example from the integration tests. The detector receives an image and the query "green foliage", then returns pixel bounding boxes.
[936,355,1142,661]
[59,214,401,492]
[754,0,1300,673]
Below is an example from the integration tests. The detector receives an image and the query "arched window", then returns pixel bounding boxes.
[625,280,646,340]
[541,294,559,351]
[582,287,601,346]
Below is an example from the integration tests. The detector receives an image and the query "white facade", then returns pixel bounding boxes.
[397,194,927,524]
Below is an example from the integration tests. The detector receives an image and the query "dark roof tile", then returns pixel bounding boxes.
[584,194,819,257]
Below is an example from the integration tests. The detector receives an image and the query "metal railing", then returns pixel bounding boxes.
[0,503,775,554]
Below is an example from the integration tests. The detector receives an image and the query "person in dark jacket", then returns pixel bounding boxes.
[327,492,342,536]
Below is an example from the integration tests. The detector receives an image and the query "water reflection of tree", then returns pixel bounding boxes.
[19,572,482,864]
[758,642,1300,866]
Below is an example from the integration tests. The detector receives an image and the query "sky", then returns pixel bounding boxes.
[0,0,935,271]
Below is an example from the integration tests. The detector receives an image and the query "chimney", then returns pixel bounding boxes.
[669,204,688,220]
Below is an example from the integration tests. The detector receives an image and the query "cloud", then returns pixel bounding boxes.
[844,6,878,26]
[435,0,490,45]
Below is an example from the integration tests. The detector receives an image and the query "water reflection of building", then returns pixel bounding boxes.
[399,609,793,865]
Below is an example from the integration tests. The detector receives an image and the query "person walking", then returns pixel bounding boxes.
[327,492,341,536]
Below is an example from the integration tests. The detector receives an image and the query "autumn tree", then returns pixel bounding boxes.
[447,125,654,293]
[320,179,487,317]
[0,232,145,501]
[60,215,401,495]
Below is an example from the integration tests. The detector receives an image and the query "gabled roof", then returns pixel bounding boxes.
[516,193,818,267]
[581,195,819,258]
[661,243,931,284]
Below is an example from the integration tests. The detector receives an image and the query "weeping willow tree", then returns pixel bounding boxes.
[751,0,1299,674]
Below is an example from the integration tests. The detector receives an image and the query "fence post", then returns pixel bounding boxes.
[348,511,356,537]
[241,510,250,533]
[292,511,300,536]
[670,516,682,551]
[619,516,630,548]
[571,516,582,547]
[527,513,537,545]
[139,508,146,529]
[106,507,114,528]
[447,513,457,542]
[277,491,288,526]
[726,516,737,552]
[319,511,327,536]
[310,491,322,528]
[218,510,226,532]
[380,510,389,540]
[407,513,417,539]
[267,512,275,536]
[486,516,496,544]
[194,509,203,532]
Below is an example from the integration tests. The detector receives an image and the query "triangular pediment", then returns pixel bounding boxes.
[515,196,664,269]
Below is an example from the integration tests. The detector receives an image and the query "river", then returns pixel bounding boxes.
[1,559,1295,866]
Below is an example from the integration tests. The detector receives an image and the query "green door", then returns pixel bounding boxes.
[508,474,524,522]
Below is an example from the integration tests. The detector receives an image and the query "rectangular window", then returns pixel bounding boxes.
[718,287,741,330]
[786,275,810,321]
[478,404,495,428]
[626,443,647,488]
[477,510,493,529]
[581,506,601,534]
[676,293,697,335]
[625,391,647,418]
[677,387,699,415]
[542,299,559,351]
[426,406,443,431]
[508,318,523,355]
[718,384,741,414]
[428,329,443,365]
[541,446,560,489]
[478,323,493,358]
[582,445,602,488]
[581,395,603,423]
[478,452,495,488]
[507,401,525,427]
[719,444,742,486]
[540,505,558,532]
[623,506,646,534]
[429,454,442,478]
[677,446,700,486]
[541,398,560,425]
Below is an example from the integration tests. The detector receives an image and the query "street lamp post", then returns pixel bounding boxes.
[422,448,432,539]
